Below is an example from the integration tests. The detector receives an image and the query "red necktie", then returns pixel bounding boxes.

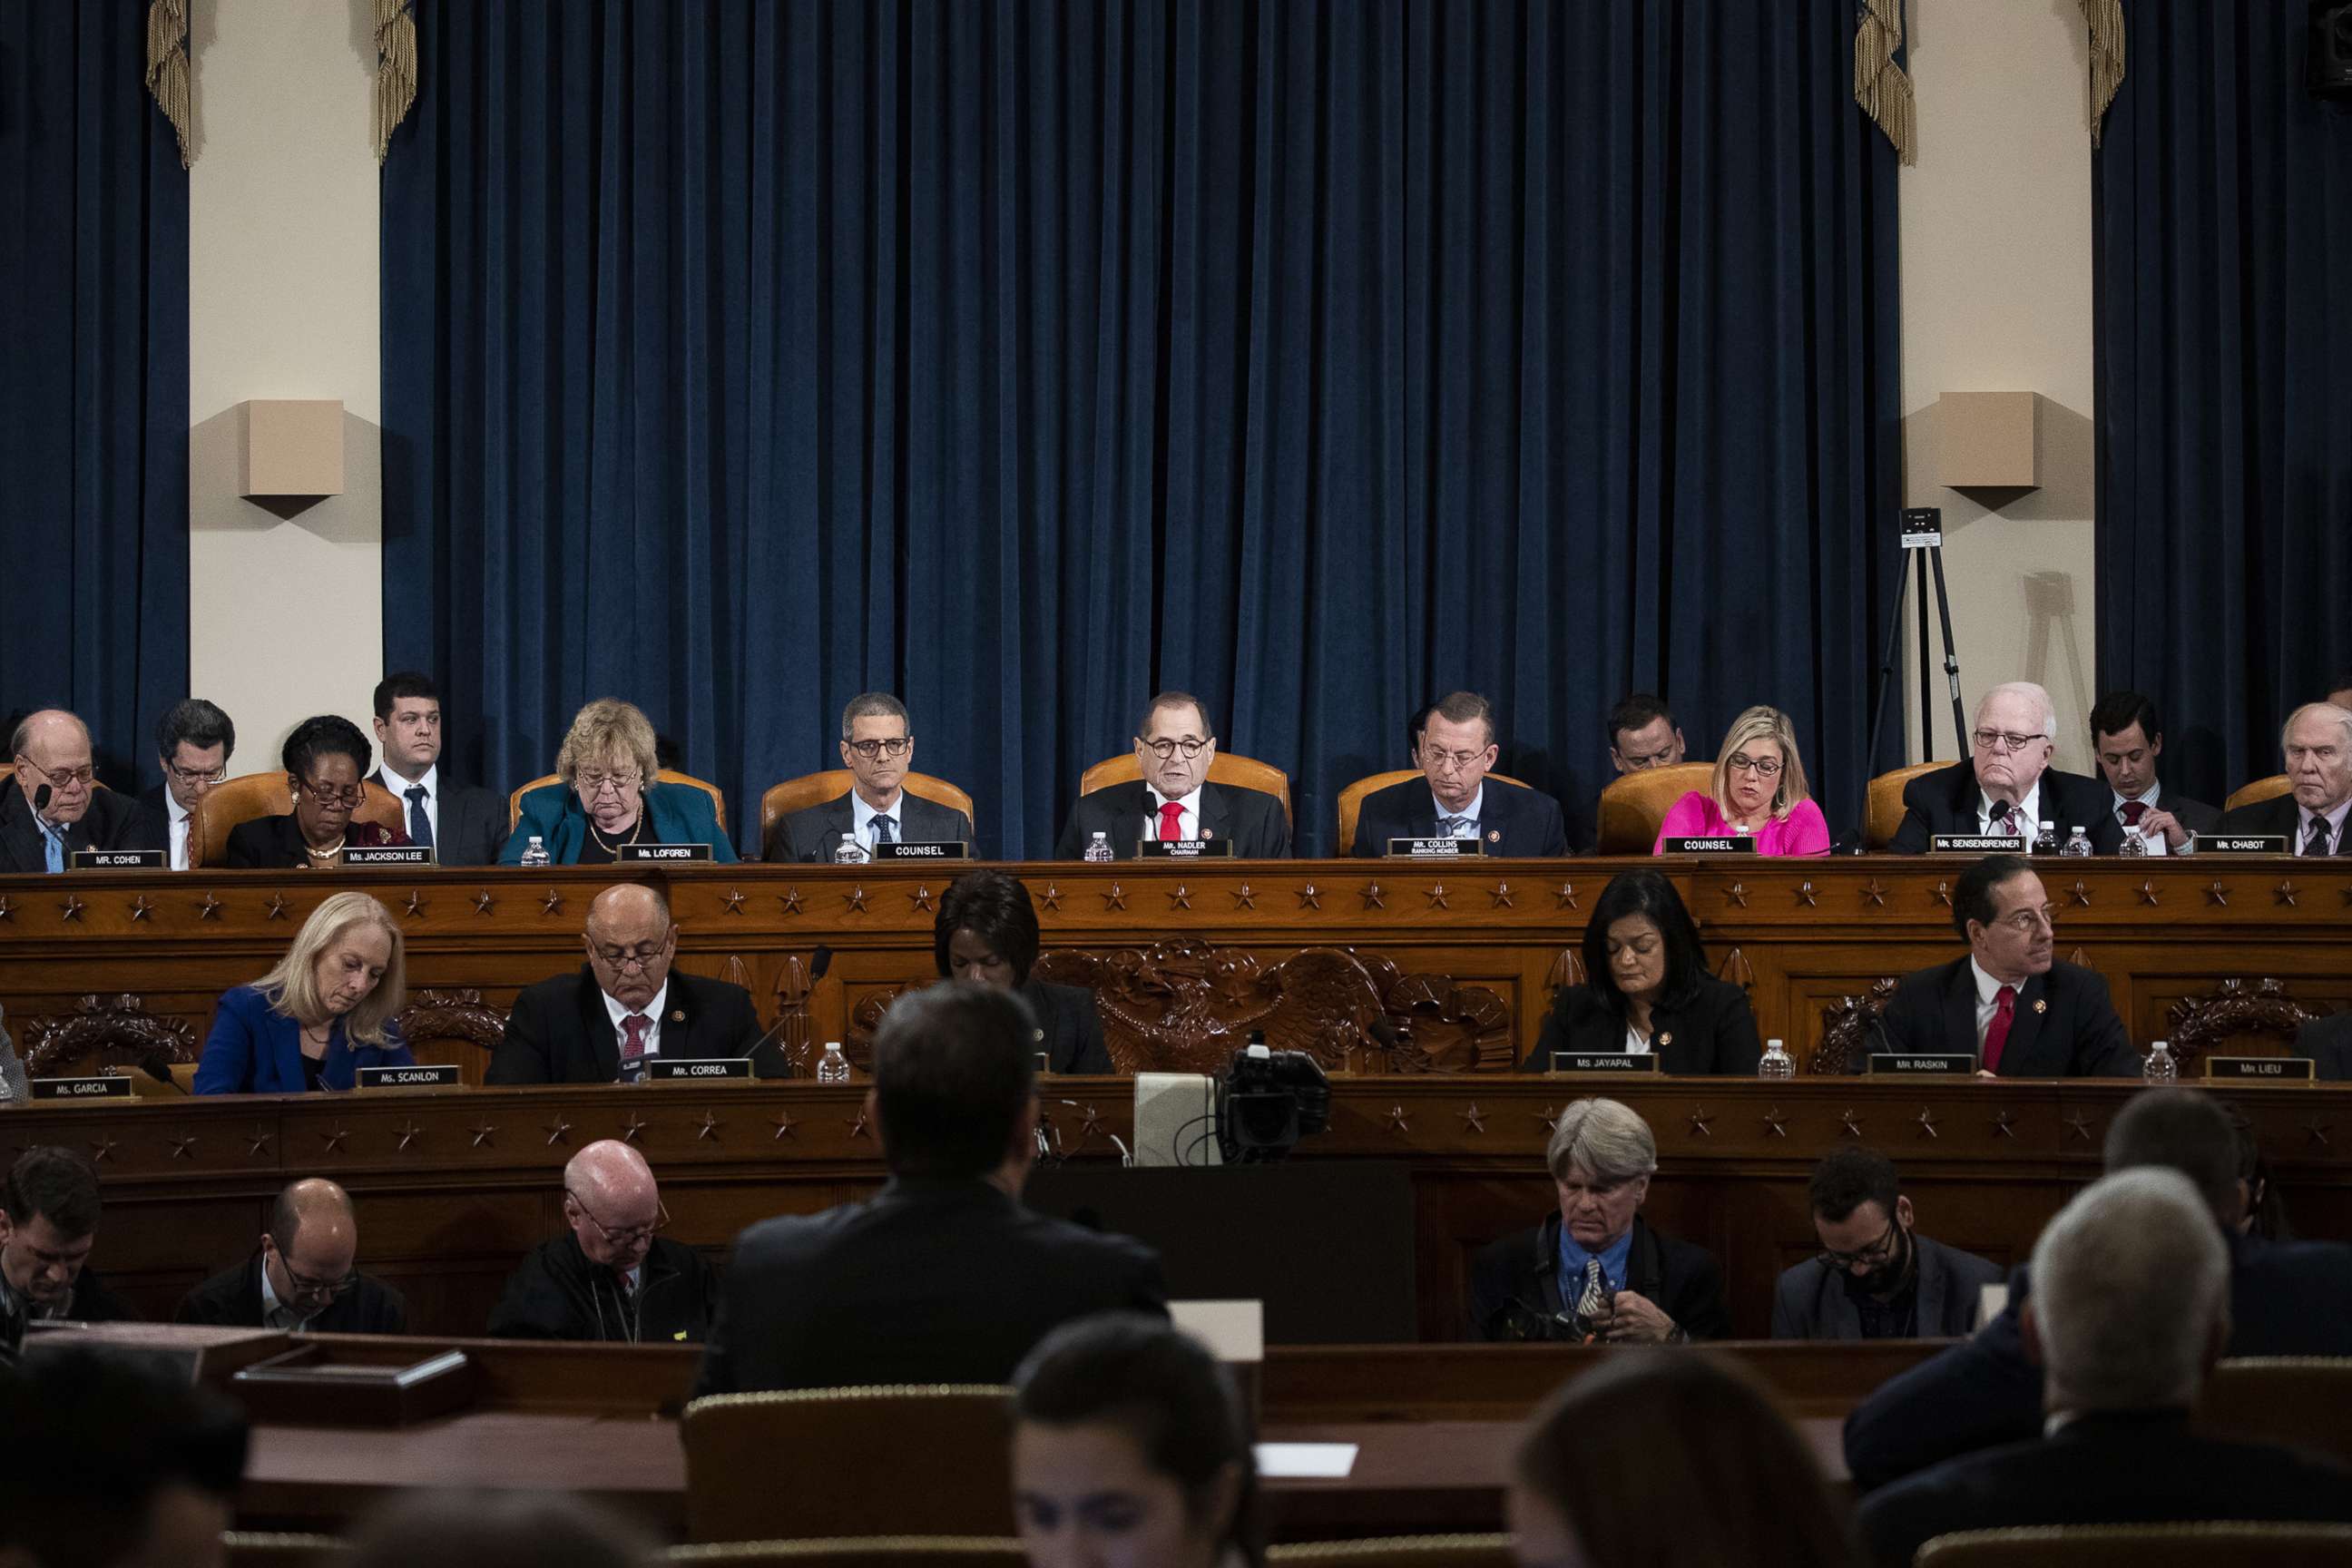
[2119,800,2146,827]
[1157,800,1186,842]
[1982,985,2016,1074]
[620,1014,650,1080]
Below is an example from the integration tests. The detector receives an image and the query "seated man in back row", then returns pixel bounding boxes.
[1054,690,1289,858]
[1352,691,1566,856]
[1889,681,2121,853]
[489,1141,718,1344]
[176,1179,407,1334]
[764,691,975,861]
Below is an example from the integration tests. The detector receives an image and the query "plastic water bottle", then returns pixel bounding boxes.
[518,835,551,867]
[1083,830,1114,863]
[2033,821,2058,854]
[1758,1037,1795,1081]
[2117,823,2146,858]
[832,831,870,865]
[2142,1039,2177,1085]
[2061,826,2092,858]
[816,1042,850,1083]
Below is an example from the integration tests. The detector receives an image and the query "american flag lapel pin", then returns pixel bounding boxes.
[2032,999,2046,1014]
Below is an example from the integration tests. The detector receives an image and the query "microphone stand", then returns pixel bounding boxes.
[1848,510,1968,850]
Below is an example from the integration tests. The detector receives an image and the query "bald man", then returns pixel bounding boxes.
[487,1141,719,1343]
[2,709,158,874]
[174,1178,407,1334]
[485,883,769,1083]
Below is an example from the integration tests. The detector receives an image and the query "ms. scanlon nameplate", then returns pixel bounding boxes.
[357,1063,462,1090]
[1389,838,1486,858]
[69,848,166,869]
[343,845,435,867]
[1658,837,1757,855]
[1867,1053,1978,1076]
[2201,1055,2316,1083]
[30,1074,135,1101]
[618,844,713,862]
[872,840,971,860]
[1930,835,2028,853]
[1549,1053,1661,1074]
[1136,838,1234,859]
[649,1058,752,1082]
[2192,835,2287,855]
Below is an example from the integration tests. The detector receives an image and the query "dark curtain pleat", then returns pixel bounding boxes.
[0,2,190,788]
[2094,3,2352,799]
[383,0,1899,856]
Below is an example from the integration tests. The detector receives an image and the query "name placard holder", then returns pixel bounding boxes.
[1549,1053,1662,1075]
[69,849,166,870]
[343,845,436,867]
[30,1074,135,1101]
[618,844,714,863]
[2201,1055,2316,1083]
[873,841,971,861]
[1930,835,2029,854]
[2192,835,2288,855]
[648,1058,753,1083]
[1389,838,1486,858]
[1867,1053,1979,1076]
[1136,839,1235,859]
[356,1064,464,1091]
[1658,837,1757,855]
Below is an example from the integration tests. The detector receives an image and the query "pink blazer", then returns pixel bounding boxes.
[1653,792,1831,857]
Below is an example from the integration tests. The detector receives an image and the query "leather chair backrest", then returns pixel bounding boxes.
[1592,763,1714,853]
[1916,1522,2352,1568]
[1078,752,1293,828]
[506,769,728,834]
[1269,1537,1519,1568]
[760,771,977,839]
[2196,1356,2352,1470]
[2223,774,2293,814]
[1867,760,1950,849]
[652,1540,1028,1568]
[1335,769,1527,856]
[191,773,404,869]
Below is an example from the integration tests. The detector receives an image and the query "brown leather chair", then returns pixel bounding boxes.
[506,769,728,834]
[191,773,405,869]
[1867,760,1950,849]
[1335,769,1527,856]
[1080,752,1293,829]
[760,771,978,844]
[1916,1523,2352,1567]
[1270,1536,1518,1568]
[2197,1357,2352,1469]
[2224,774,2294,813]
[681,1387,1015,1544]
[662,1541,1026,1568]
[1592,762,1713,854]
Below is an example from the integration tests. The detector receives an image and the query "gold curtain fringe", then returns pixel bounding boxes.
[376,0,418,164]
[145,0,193,170]
[2082,0,2126,149]
[1854,0,1917,166]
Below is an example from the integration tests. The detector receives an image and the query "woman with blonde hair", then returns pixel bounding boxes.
[193,891,413,1093]
[498,698,736,863]
[1652,705,1829,856]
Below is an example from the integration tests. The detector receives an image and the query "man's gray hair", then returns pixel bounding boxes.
[1976,681,2058,738]
[2031,1167,2228,1415]
[2279,701,2352,757]
[839,692,909,742]
[1544,1098,1659,1185]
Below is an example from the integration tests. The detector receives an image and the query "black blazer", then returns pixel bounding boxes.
[224,812,407,868]
[1519,974,1764,1075]
[1857,1412,2352,1568]
[2298,1010,2352,1080]
[1468,1213,1730,1343]
[691,1175,1167,1396]
[486,1232,720,1346]
[1053,779,1290,860]
[1887,760,2122,854]
[2218,791,2352,851]
[1878,955,2134,1077]
[1843,1230,2352,1491]
[173,1255,408,1335]
[368,770,507,867]
[132,784,177,864]
[487,966,769,1083]
[1024,979,1114,1074]
[764,790,976,862]
[1769,1233,2004,1341]
[2152,789,2222,834]
[1349,777,1569,858]
[0,785,156,874]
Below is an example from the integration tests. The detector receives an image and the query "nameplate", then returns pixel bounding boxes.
[1136,838,1234,859]
[1658,837,1757,855]
[69,848,166,870]
[1931,835,2027,853]
[648,1058,752,1083]
[1867,1053,1978,1076]
[30,1075,134,1101]
[872,840,970,860]
[2193,835,2287,855]
[617,844,712,862]
[1388,838,1485,858]
[2201,1055,2316,1083]
[356,1063,463,1090]
[342,845,435,867]
[1549,1053,1661,1075]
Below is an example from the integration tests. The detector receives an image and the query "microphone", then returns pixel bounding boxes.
[33,783,52,813]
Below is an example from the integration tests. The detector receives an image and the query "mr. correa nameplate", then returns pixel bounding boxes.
[343,845,435,867]
[649,1058,752,1082]
[30,1074,134,1101]
[2192,835,2288,855]
[617,844,713,862]
[70,848,166,869]
[1549,1053,1661,1074]
[1930,835,2028,853]
[1868,1053,1979,1076]
[872,841,971,860]
[1658,837,1757,855]
[1389,838,1486,858]
[1136,838,1234,859]
[357,1064,462,1090]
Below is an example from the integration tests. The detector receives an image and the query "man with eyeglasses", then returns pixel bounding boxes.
[1053,690,1290,858]
[127,699,236,871]
[368,672,506,867]
[764,691,975,861]
[488,1140,718,1343]
[1877,854,2132,1077]
[0,709,155,874]
[1350,691,1568,856]
[1888,681,2122,854]
[1770,1148,2000,1342]
[486,882,768,1083]
[175,1178,407,1334]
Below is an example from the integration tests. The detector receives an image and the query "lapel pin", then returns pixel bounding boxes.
[2032,999,2046,1014]
[1486,829,1501,843]
[1658,1032,1673,1048]
[671,1009,686,1024]
[1200,828,1214,839]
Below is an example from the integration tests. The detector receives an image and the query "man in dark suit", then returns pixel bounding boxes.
[1877,854,2134,1077]
[488,1141,719,1344]
[1772,1148,2002,1340]
[368,671,506,867]
[175,1178,407,1334]
[1857,1165,2352,1566]
[1352,690,1567,857]
[2217,701,2352,855]
[1889,681,2122,853]
[1,709,156,873]
[692,984,1166,1395]
[1054,691,1289,858]
[131,698,236,870]
[1845,1089,2352,1491]
[487,883,769,1083]
[2087,691,2219,856]
[1,1148,140,1354]
[765,691,975,861]
[2298,1009,2352,1080]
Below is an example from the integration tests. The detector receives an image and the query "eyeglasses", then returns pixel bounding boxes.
[1816,1215,1900,1270]
[1972,729,2049,754]
[15,757,95,789]
[1726,753,1783,778]
[567,1190,670,1250]
[590,943,669,972]
[294,777,368,808]
[576,769,643,798]
[162,759,229,788]
[277,1257,360,1298]
[1139,738,1209,760]
[1992,904,2058,935]
[1422,747,1489,770]
[846,737,913,760]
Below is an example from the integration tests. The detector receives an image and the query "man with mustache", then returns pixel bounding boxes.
[1771,1148,2002,1340]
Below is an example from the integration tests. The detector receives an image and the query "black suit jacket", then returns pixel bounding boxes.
[1519,975,1764,1075]
[1844,1230,2352,1490]
[1024,979,1114,1075]
[2219,791,2352,852]
[1879,956,2134,1077]
[691,1175,1167,1396]
[1857,1412,2352,1568]
[1350,777,1569,858]
[487,967,769,1083]
[225,812,406,868]
[1888,760,2122,854]
[1468,1213,1730,1343]
[764,790,975,862]
[486,1232,720,1346]
[368,770,506,867]
[0,785,156,873]
[173,1256,408,1335]
[2298,1010,2352,1080]
[1054,780,1290,859]
[132,784,177,864]
[1769,1233,2004,1341]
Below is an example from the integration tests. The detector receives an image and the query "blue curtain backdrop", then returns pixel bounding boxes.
[382,0,1900,857]
[2094,3,2352,799]
[0,2,190,789]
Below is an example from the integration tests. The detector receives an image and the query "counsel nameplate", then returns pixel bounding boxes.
[648,1058,752,1082]
[1930,835,2028,853]
[30,1074,134,1101]
[1136,838,1235,859]
[357,1063,463,1090]
[1867,1053,1978,1076]
[1549,1053,1661,1075]
[1388,838,1486,858]
[343,845,435,867]
[70,849,166,869]
[873,841,971,860]
[2200,1055,2316,1083]
[618,844,713,862]
[2192,835,2288,855]
[1658,837,1757,854]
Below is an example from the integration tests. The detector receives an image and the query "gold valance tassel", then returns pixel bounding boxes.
[376,0,418,164]
[2082,0,2126,149]
[1854,0,1917,166]
[145,0,193,170]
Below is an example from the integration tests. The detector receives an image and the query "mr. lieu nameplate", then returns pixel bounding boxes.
[1549,1053,1661,1074]
[872,840,971,860]
[70,848,165,869]
[617,844,713,862]
[343,845,435,867]
[1930,835,2028,853]
[1135,838,1234,859]
[1388,838,1486,858]
[1658,836,1757,855]
[2201,1055,2316,1083]
[2192,835,2288,855]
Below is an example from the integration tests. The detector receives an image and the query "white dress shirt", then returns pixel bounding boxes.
[1430,785,1485,837]
[259,1262,315,1331]
[383,762,440,844]
[166,791,192,871]
[1976,783,2042,841]
[1145,787,1204,841]
[1971,958,2022,1049]
[602,981,671,1064]
[851,790,903,850]
[2297,797,2352,856]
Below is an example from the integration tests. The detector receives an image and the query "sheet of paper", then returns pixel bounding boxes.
[1254,1442,1358,1479]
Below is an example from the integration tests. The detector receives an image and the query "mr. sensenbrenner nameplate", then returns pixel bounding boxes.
[2201,1055,2316,1083]
[343,845,435,867]
[1389,838,1486,858]
[1549,1053,1661,1074]
[70,848,165,869]
[2193,835,2287,855]
[1930,835,2027,853]
[356,1064,462,1090]
[872,840,971,860]
[30,1075,134,1100]
[617,844,714,862]
[1659,837,1757,854]
[649,1058,751,1082]
[1136,839,1234,858]
[1868,1053,1978,1075]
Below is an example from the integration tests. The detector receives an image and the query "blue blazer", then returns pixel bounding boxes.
[193,985,414,1094]
[496,781,739,864]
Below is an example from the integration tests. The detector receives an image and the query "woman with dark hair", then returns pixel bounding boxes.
[1013,1312,1259,1568]
[225,715,408,868]
[1510,1352,1859,1568]
[935,868,1113,1074]
[1517,870,1763,1074]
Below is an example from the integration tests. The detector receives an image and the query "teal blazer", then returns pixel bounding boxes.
[496,781,738,864]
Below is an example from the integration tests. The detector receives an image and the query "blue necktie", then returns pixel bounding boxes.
[872,814,897,848]
[1439,814,1475,839]
[405,786,434,850]
[39,822,64,875]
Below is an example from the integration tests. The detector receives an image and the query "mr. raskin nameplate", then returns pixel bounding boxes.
[344,845,435,867]
[1390,838,1486,858]
[1136,838,1234,859]
[872,840,971,860]
[357,1063,462,1090]
[1550,1053,1661,1074]
[30,1075,134,1101]
[618,844,713,862]
[2201,1055,2316,1083]
[1658,837,1757,854]
[2193,835,2287,855]
[70,848,165,869]
[649,1058,752,1083]
[1931,835,2027,853]
[1868,1053,1978,1076]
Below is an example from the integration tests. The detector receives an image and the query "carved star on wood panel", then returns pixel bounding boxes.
[1840,1111,1865,1140]
[1687,1108,1715,1138]
[1554,883,1579,910]
[246,1126,273,1158]
[130,896,153,921]
[1297,884,1322,910]
[779,887,805,915]
[89,1136,118,1163]
[1860,879,1887,908]
[697,1112,723,1142]
[540,888,563,916]
[2064,1112,2094,1142]
[1039,885,1063,912]
[472,890,495,916]
[1076,1103,1106,1142]
[2306,1120,2333,1149]
[198,893,222,920]
[395,1121,425,1152]
[1794,882,1818,907]
[1168,885,1192,911]
[845,886,870,913]
[1424,884,1449,910]
[1725,882,1749,909]
[542,1119,573,1147]
[2068,880,2092,908]
[845,1110,871,1140]
[404,890,426,918]
[318,1126,350,1153]
[60,895,83,922]
[769,1111,798,1141]
[723,887,748,915]
[1534,1106,1561,1133]
[1933,881,1954,907]
[2137,881,2160,906]
[907,885,935,912]
[0,894,12,920]
[1761,1107,1788,1138]
[1361,883,1386,911]
[2206,882,2230,907]
[1230,885,1256,910]
[1991,1111,2017,1139]
[2275,880,2300,909]
[1914,1107,1939,1140]
[468,1122,498,1148]
[1456,1104,1485,1134]
[1489,883,1514,908]
[1385,1105,1411,1133]
[620,1116,648,1144]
